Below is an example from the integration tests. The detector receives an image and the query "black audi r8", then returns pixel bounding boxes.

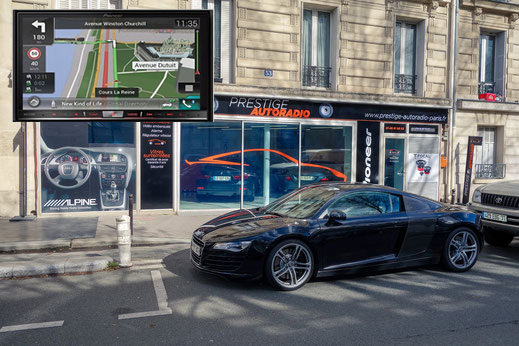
[191,184,483,290]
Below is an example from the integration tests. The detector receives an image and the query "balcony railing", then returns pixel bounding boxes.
[302,65,332,88]
[475,163,506,179]
[478,82,495,94]
[394,74,417,95]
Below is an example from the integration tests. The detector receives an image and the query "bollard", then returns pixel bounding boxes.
[116,215,132,268]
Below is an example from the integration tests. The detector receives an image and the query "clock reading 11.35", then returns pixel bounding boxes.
[174,19,199,28]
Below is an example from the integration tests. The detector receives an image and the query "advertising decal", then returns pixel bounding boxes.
[140,122,173,209]
[214,96,448,124]
[356,122,380,184]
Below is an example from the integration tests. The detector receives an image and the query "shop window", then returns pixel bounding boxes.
[192,0,234,83]
[301,125,352,184]
[243,123,299,209]
[479,32,505,99]
[394,20,424,96]
[40,122,136,213]
[302,8,334,89]
[180,122,241,210]
[55,0,120,9]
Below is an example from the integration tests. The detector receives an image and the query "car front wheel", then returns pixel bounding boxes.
[442,228,479,272]
[265,239,314,291]
[484,229,514,247]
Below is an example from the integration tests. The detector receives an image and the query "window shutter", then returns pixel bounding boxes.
[191,0,203,9]
[495,32,505,97]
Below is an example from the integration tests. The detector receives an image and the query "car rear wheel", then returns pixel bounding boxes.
[484,229,514,247]
[265,239,314,291]
[442,228,479,272]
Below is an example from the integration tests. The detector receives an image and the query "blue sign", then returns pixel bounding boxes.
[264,69,273,77]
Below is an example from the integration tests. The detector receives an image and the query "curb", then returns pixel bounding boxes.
[0,256,113,279]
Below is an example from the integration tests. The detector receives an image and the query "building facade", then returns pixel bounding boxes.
[1,0,518,218]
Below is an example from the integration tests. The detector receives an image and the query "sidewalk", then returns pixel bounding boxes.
[0,212,222,278]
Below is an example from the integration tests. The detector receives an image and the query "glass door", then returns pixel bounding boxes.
[384,138,405,191]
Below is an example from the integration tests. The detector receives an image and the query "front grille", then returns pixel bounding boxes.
[481,193,519,209]
[203,250,246,272]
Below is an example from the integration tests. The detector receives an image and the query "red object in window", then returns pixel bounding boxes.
[197,186,204,190]
[285,176,292,181]
[479,93,496,101]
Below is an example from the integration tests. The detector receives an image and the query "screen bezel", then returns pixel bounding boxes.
[13,10,213,122]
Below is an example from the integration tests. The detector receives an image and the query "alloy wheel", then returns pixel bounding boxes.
[448,230,478,270]
[271,243,312,289]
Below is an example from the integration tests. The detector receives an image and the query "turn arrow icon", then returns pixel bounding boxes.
[32,20,46,33]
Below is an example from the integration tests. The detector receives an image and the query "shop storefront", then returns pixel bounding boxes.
[37,95,448,214]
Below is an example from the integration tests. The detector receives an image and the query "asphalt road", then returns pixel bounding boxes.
[0,241,518,345]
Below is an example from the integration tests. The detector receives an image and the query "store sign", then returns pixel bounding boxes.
[409,124,439,135]
[356,122,380,184]
[462,136,483,204]
[384,123,407,133]
[141,122,173,209]
[214,96,448,124]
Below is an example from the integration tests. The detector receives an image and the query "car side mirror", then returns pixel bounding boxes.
[327,210,347,224]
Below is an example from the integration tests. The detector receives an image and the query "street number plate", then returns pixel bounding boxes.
[213,176,231,181]
[191,242,201,256]
[483,212,507,223]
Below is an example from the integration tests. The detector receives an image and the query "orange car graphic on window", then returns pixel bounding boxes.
[184,149,347,181]
[148,139,166,146]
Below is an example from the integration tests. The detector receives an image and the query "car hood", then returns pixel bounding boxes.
[479,180,519,196]
[194,209,297,243]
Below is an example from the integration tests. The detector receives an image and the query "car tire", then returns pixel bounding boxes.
[484,229,514,247]
[265,239,314,291]
[442,227,480,272]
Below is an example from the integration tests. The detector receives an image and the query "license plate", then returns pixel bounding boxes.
[300,176,314,181]
[483,212,507,223]
[191,242,201,256]
[213,176,231,181]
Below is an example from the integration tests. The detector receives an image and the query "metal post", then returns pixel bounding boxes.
[129,193,134,236]
[116,215,132,267]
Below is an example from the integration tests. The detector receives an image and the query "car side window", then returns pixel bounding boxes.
[390,194,403,212]
[403,195,441,212]
[327,192,392,218]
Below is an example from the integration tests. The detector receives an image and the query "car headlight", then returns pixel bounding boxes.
[213,241,252,252]
[473,188,482,203]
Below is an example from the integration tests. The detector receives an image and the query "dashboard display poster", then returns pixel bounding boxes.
[140,122,173,209]
[14,10,213,122]
[40,122,136,213]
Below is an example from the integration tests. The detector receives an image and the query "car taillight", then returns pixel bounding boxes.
[197,186,204,190]
[200,175,210,179]
[233,175,240,180]
[320,178,330,181]
[233,173,250,180]
[285,176,292,181]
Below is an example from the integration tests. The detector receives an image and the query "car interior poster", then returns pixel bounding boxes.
[406,136,439,200]
[40,122,136,213]
[140,122,173,209]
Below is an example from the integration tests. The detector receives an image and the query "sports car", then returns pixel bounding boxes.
[191,184,483,290]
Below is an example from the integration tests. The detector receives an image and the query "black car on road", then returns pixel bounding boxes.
[191,184,483,290]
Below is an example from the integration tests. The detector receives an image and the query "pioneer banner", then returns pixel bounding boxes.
[356,122,380,184]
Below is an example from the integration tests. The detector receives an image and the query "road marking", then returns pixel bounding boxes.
[149,71,168,99]
[117,270,172,320]
[130,264,165,271]
[151,270,169,311]
[118,309,172,320]
[0,321,64,333]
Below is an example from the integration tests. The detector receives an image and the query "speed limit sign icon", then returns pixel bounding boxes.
[27,48,41,60]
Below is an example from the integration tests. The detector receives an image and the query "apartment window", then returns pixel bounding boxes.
[394,22,417,95]
[475,126,505,179]
[193,0,233,83]
[479,32,505,98]
[302,9,331,88]
[55,0,120,8]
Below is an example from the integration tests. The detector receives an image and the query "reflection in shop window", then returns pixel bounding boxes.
[180,122,241,210]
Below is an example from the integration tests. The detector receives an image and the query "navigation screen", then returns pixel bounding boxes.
[13,10,213,122]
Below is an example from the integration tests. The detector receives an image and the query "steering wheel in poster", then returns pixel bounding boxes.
[44,147,92,190]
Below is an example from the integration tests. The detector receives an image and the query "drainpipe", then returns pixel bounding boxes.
[447,0,459,203]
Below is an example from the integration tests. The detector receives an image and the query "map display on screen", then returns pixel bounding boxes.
[14,10,213,121]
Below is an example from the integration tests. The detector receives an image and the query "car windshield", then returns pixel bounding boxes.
[265,186,339,219]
